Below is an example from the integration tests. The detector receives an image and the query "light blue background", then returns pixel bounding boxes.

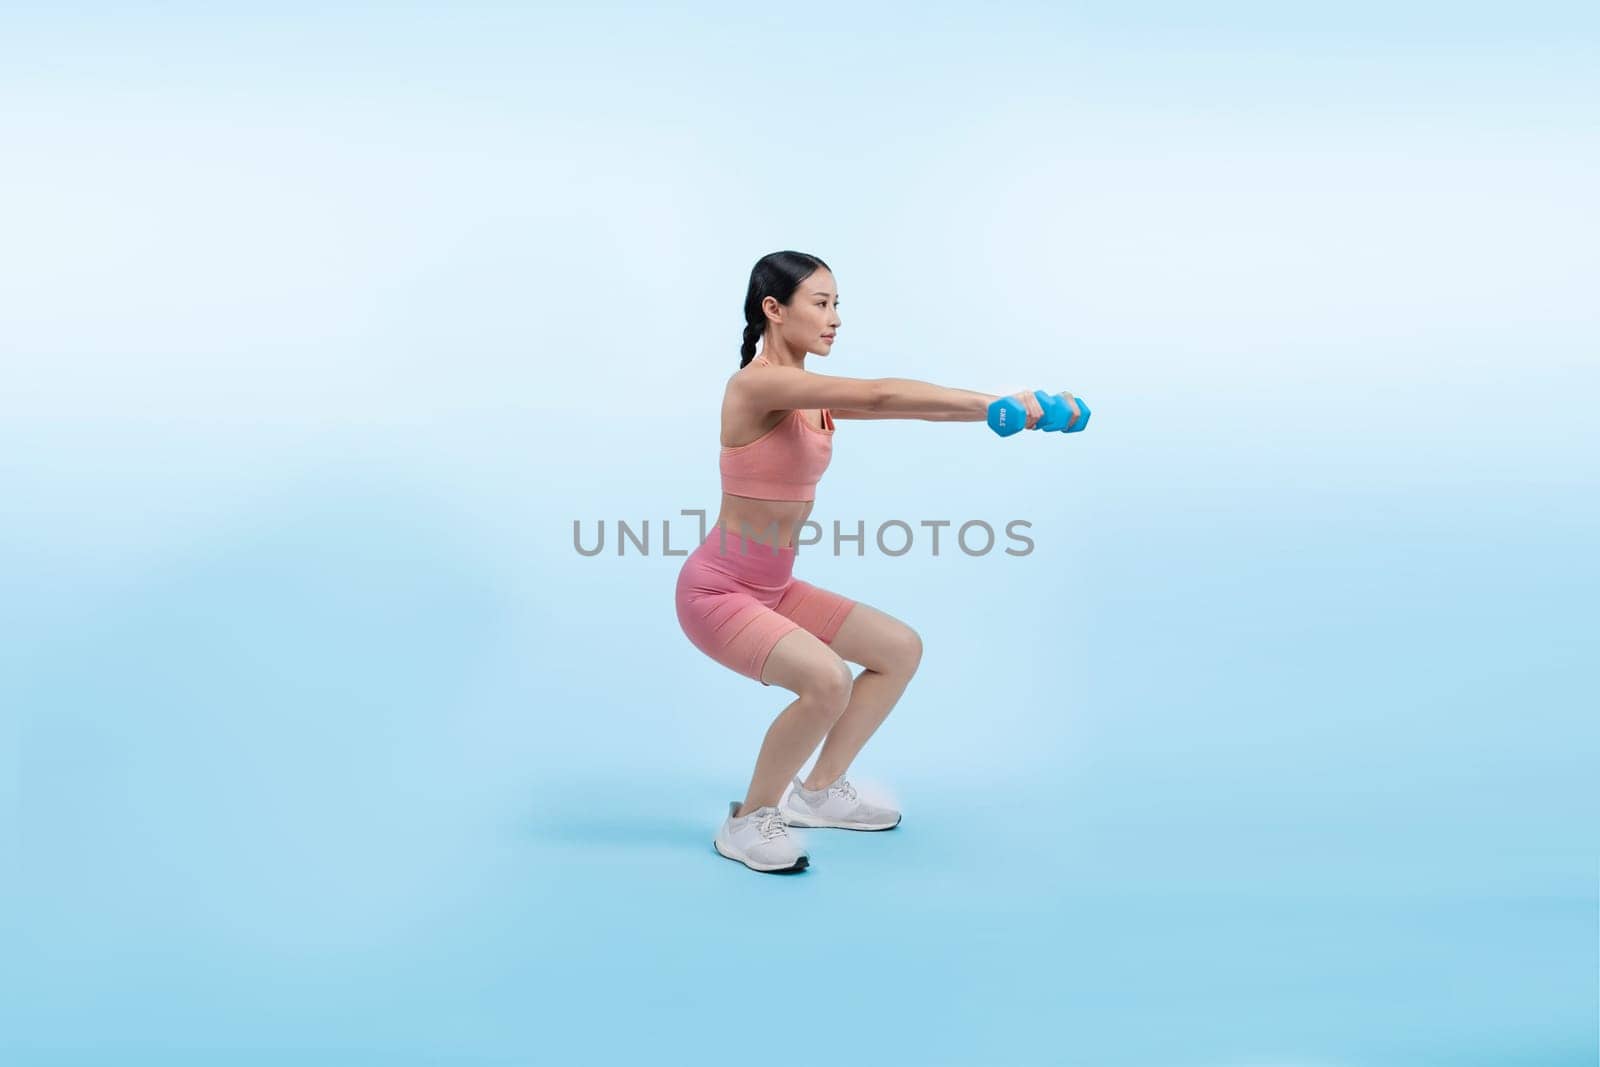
[3,3,1596,1065]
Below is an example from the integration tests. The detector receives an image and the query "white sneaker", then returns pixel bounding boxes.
[783,773,901,831]
[713,800,810,873]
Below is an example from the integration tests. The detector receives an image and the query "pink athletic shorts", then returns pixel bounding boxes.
[675,526,857,685]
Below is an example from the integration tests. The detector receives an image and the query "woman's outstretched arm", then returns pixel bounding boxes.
[731,362,1024,424]
[833,379,1002,421]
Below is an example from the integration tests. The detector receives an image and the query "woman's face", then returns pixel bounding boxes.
[767,269,841,357]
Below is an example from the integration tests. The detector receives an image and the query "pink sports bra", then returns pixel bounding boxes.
[719,355,836,502]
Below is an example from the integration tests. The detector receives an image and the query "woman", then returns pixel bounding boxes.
[676,250,1079,874]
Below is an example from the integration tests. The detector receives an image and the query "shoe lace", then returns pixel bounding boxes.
[755,808,788,841]
[831,777,859,804]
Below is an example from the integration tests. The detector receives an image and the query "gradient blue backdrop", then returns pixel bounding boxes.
[3,3,1596,1065]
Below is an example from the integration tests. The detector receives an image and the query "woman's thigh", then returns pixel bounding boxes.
[676,581,801,684]
[819,597,923,675]
[772,577,856,646]
[758,626,855,698]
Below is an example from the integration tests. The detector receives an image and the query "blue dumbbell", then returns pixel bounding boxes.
[1035,390,1094,432]
[1034,390,1070,431]
[987,392,1094,437]
[986,395,1027,437]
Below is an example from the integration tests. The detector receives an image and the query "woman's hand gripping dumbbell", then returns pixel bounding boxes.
[986,390,1092,437]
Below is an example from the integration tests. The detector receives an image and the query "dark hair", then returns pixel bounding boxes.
[740,251,831,368]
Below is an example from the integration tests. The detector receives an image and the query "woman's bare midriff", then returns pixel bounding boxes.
[714,493,815,551]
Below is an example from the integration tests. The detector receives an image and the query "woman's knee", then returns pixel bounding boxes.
[802,656,854,714]
[760,629,854,708]
[886,624,923,675]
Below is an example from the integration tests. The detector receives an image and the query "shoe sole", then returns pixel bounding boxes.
[783,810,902,832]
[712,836,810,873]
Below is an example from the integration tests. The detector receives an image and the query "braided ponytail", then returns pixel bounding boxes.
[739,320,764,368]
[738,250,831,369]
